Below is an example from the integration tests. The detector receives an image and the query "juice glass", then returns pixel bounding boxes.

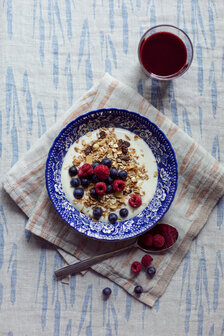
[138,24,193,80]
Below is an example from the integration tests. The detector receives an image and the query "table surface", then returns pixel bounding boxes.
[1,1,224,335]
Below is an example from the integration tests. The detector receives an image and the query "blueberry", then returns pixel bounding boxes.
[110,168,119,179]
[106,184,114,194]
[91,174,100,183]
[68,166,78,177]
[134,285,143,295]
[106,176,114,185]
[108,213,118,224]
[92,161,100,169]
[119,208,128,218]
[90,188,98,199]
[70,177,80,187]
[146,266,156,277]
[73,187,84,199]
[101,158,112,168]
[102,287,112,297]
[118,170,128,180]
[93,207,103,219]
[81,178,90,188]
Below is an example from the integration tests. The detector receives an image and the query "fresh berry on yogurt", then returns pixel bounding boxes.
[118,170,128,180]
[106,184,114,194]
[91,174,100,183]
[94,164,110,180]
[92,161,100,169]
[93,207,103,219]
[80,178,90,188]
[101,158,112,168]
[68,166,78,177]
[108,213,118,224]
[119,208,129,218]
[70,177,80,187]
[73,187,84,199]
[128,195,142,208]
[109,168,119,179]
[78,163,93,178]
[95,182,107,194]
[90,188,98,199]
[106,176,114,185]
[113,179,126,192]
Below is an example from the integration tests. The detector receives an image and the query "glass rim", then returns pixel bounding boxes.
[138,24,194,80]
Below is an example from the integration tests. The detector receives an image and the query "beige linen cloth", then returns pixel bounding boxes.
[3,73,224,307]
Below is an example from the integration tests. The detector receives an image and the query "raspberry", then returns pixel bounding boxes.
[113,179,126,192]
[157,224,178,248]
[131,261,142,274]
[138,233,153,248]
[95,182,107,194]
[153,234,165,248]
[94,164,110,180]
[164,234,177,248]
[128,195,142,208]
[141,254,153,267]
[78,163,93,178]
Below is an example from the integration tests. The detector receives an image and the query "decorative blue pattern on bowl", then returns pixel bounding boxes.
[45,108,178,241]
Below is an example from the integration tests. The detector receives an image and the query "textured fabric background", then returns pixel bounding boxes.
[1,0,224,335]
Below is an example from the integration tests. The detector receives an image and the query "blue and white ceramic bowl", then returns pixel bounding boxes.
[45,108,178,241]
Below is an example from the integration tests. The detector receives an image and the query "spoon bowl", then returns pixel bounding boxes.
[55,223,178,280]
[137,223,178,252]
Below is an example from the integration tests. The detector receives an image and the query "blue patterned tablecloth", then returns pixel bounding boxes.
[1,1,224,335]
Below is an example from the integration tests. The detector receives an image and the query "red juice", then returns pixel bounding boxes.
[139,32,187,77]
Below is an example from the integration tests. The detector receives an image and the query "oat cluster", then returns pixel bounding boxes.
[72,128,149,220]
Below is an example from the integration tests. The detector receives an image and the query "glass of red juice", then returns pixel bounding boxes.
[138,24,193,80]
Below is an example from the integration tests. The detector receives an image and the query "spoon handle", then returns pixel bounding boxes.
[55,244,134,279]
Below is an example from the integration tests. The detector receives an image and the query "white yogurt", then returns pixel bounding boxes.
[61,128,158,222]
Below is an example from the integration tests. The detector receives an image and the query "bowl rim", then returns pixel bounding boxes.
[45,108,178,241]
[138,24,194,80]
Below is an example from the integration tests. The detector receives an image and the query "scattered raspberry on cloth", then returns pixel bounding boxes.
[141,254,153,267]
[131,261,142,274]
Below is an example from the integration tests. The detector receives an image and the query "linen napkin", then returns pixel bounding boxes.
[3,73,224,308]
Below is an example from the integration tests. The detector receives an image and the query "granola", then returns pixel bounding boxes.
[71,128,149,220]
